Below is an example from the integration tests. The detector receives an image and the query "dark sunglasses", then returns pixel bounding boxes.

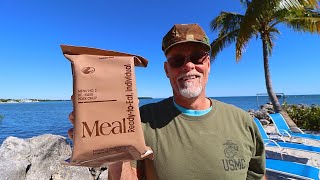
[167,51,209,68]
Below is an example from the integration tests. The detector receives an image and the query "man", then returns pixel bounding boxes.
[70,23,266,179]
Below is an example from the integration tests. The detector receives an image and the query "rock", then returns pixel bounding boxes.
[254,110,269,120]
[98,169,109,180]
[251,103,275,124]
[247,109,255,117]
[0,136,35,180]
[259,119,270,125]
[0,134,108,180]
[260,103,274,114]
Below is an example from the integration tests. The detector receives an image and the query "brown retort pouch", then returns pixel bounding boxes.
[60,45,153,167]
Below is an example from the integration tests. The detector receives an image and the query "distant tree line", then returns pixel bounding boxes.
[0,99,50,102]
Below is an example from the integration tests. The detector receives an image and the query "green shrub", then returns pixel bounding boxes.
[283,104,320,131]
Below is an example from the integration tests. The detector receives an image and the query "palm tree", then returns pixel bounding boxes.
[209,0,320,129]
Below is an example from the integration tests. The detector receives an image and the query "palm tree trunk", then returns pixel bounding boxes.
[261,34,298,130]
[261,33,282,112]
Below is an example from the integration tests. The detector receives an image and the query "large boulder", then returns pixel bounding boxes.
[0,134,108,180]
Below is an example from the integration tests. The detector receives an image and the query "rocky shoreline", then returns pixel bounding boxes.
[0,134,108,180]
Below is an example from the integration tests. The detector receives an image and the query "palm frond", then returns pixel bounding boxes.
[272,0,318,10]
[285,17,320,32]
[236,32,257,61]
[279,0,303,9]
[237,0,319,61]
[281,8,320,33]
[210,12,243,35]
[210,30,239,60]
[236,0,262,61]
[269,26,281,35]
[269,20,282,29]
[209,12,245,61]
[240,0,318,10]
[266,27,280,56]
[298,0,319,8]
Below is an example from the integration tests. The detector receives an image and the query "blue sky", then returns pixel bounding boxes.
[1,0,319,100]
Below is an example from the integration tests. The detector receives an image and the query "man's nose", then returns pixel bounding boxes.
[182,60,195,71]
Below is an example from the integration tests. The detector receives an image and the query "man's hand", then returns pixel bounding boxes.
[68,95,75,140]
[68,111,75,140]
[108,162,138,180]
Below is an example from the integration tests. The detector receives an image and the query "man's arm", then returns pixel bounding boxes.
[247,119,266,180]
[108,161,138,180]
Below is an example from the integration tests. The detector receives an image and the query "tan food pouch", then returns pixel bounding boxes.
[61,45,153,167]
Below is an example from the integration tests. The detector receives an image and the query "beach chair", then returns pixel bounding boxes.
[268,113,320,141]
[254,118,320,154]
[266,158,320,180]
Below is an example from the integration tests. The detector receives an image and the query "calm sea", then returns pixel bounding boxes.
[0,95,319,144]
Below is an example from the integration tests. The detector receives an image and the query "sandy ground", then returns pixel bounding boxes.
[263,124,320,168]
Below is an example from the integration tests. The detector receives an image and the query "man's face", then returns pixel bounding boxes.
[164,43,210,99]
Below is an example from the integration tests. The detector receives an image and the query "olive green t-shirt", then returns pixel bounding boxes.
[139,97,265,180]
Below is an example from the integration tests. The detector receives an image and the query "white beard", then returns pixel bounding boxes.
[178,81,202,98]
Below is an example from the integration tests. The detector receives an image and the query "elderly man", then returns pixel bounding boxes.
[69,23,266,180]
[107,23,266,180]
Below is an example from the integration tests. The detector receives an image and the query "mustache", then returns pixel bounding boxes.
[177,71,203,80]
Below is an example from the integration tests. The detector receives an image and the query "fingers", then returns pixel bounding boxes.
[71,95,74,105]
[68,111,75,140]
[69,111,75,125]
[68,94,75,140]
[68,128,74,140]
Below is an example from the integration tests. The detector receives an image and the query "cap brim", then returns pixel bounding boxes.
[164,40,211,54]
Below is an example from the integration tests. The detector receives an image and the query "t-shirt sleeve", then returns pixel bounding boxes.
[246,118,266,180]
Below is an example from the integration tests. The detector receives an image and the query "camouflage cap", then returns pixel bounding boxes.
[162,24,211,54]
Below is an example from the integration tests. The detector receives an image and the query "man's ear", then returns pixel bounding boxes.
[164,62,169,78]
[207,57,211,74]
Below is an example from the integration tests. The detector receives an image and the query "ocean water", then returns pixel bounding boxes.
[0,95,319,144]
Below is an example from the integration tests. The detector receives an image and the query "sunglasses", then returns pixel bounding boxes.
[167,51,209,68]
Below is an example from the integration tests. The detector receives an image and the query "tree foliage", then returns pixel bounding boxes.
[209,0,320,128]
[283,104,320,130]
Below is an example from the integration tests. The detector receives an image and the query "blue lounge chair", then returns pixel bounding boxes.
[254,118,320,154]
[268,113,320,141]
[266,158,320,180]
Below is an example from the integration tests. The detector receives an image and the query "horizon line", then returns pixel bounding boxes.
[1,94,319,101]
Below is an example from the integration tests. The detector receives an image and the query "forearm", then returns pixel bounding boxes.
[108,161,138,180]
